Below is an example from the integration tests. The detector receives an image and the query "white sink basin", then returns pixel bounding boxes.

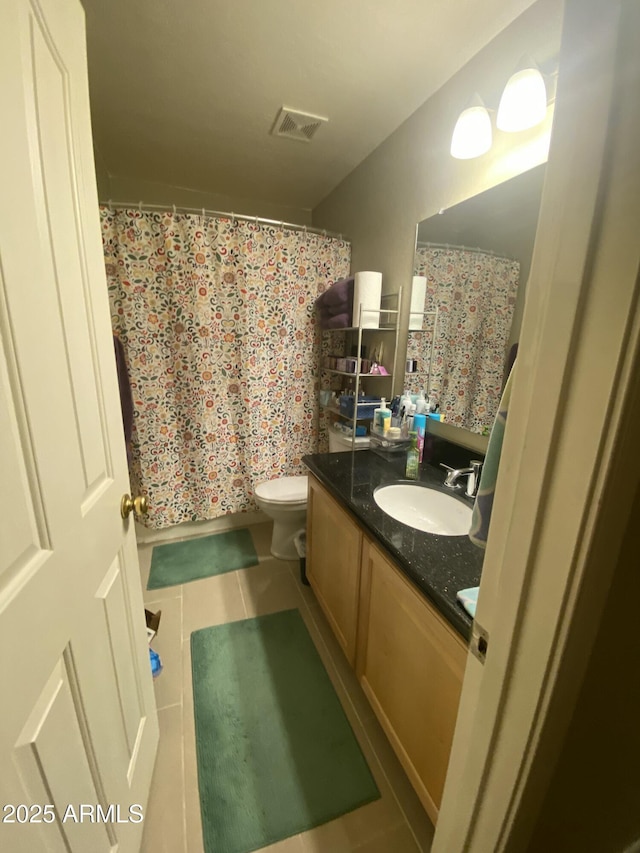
[373,483,472,536]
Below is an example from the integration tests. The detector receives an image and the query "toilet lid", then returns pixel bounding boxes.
[255,475,308,503]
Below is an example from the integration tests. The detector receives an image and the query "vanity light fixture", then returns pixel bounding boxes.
[450,93,493,160]
[496,56,548,132]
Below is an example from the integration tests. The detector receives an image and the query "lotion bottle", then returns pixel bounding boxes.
[374,397,391,432]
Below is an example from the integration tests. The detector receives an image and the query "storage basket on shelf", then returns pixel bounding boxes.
[338,395,382,421]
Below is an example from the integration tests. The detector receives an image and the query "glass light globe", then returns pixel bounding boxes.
[497,67,547,132]
[450,96,492,160]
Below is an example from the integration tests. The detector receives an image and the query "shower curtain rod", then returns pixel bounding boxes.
[100,199,347,241]
[416,240,516,261]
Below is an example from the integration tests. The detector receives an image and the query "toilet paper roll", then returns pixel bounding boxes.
[409,275,427,330]
[353,271,382,329]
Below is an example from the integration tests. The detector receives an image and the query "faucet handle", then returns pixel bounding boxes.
[467,460,484,497]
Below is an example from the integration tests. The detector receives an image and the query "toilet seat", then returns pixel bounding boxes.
[255,475,308,504]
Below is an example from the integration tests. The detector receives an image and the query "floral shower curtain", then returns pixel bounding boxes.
[411,246,520,433]
[102,208,350,528]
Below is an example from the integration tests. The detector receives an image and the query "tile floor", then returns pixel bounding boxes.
[139,521,435,853]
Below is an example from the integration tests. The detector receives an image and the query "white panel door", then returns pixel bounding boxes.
[0,0,158,851]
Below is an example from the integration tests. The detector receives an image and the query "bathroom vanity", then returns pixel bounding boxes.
[303,440,483,823]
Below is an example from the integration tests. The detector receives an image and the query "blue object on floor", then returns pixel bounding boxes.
[457,586,479,619]
[150,648,163,677]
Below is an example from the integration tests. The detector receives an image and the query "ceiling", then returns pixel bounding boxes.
[83,0,537,211]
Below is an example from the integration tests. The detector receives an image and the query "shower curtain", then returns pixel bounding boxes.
[411,246,520,434]
[102,208,350,528]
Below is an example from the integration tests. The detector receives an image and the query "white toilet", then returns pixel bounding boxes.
[255,428,370,560]
[254,475,309,560]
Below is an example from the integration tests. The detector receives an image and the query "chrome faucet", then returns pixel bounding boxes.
[440,460,483,498]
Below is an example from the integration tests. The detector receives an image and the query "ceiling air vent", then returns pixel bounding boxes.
[270,107,328,143]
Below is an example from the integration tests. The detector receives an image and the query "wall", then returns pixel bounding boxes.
[93,144,111,199]
[312,0,562,453]
[100,172,313,225]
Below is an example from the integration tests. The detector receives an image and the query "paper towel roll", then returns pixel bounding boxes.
[409,275,427,330]
[353,271,382,329]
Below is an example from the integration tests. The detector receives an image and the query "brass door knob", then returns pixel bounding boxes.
[121,494,149,519]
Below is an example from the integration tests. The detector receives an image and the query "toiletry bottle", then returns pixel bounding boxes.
[416,390,427,414]
[407,402,417,433]
[405,432,419,480]
[373,398,382,432]
[413,413,427,462]
[379,398,391,432]
[399,390,411,420]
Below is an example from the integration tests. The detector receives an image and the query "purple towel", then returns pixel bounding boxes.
[113,334,134,464]
[324,312,351,329]
[317,303,351,327]
[326,299,350,317]
[317,299,349,318]
[323,277,354,308]
[315,277,353,312]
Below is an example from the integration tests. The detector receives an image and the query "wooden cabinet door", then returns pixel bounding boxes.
[306,476,363,665]
[357,539,467,823]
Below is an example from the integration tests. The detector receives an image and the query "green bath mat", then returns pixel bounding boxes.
[147,528,258,590]
[190,609,380,853]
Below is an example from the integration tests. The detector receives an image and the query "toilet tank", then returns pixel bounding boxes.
[329,429,370,452]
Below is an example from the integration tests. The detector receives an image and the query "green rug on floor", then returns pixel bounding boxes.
[191,609,380,853]
[147,528,258,590]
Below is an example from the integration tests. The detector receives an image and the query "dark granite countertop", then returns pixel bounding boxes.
[303,435,484,641]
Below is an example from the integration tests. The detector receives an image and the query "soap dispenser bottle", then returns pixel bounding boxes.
[374,397,391,433]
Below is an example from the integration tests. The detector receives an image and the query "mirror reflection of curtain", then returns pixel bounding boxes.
[411,246,519,434]
[101,207,350,528]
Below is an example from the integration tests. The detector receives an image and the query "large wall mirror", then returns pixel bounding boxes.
[407,163,545,434]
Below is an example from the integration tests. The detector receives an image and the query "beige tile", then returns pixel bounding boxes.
[182,570,246,637]
[339,794,405,849]
[257,834,307,852]
[146,596,183,710]
[288,563,318,609]
[249,520,276,561]
[238,560,304,617]
[183,685,204,853]
[353,821,423,852]
[372,755,434,852]
[182,639,195,716]
[300,817,352,852]
[404,812,434,853]
[141,704,185,853]
[139,543,184,604]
